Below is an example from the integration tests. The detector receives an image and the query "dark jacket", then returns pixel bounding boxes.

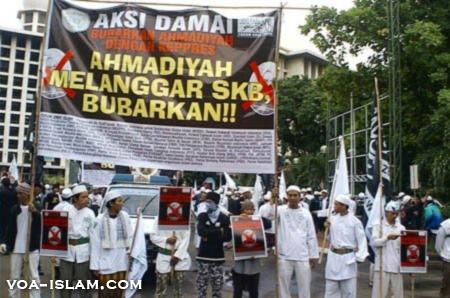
[197,212,231,262]
[0,185,18,242]
[5,204,41,252]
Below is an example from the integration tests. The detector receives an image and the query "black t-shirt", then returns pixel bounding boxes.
[43,193,60,210]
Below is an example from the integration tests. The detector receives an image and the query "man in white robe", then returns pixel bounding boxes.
[325,194,368,298]
[150,230,191,298]
[90,190,132,298]
[59,185,96,298]
[371,201,405,298]
[436,218,450,297]
[277,185,319,298]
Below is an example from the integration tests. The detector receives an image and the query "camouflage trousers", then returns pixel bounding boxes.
[196,261,224,298]
[155,271,184,298]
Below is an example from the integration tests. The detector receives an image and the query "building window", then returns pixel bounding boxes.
[10,114,20,124]
[8,153,17,162]
[26,103,34,113]
[1,33,12,46]
[16,50,25,60]
[0,47,11,58]
[16,38,26,48]
[0,113,4,122]
[0,126,3,135]
[31,38,41,50]
[13,77,23,87]
[9,140,18,149]
[15,62,24,74]
[0,75,7,85]
[38,13,46,24]
[12,89,22,99]
[0,88,6,97]
[9,126,19,137]
[28,79,37,89]
[24,25,33,31]
[0,100,5,110]
[11,102,21,112]
[29,64,38,76]
[25,13,33,24]
[303,60,309,78]
[24,152,32,163]
[30,52,40,61]
[0,61,8,72]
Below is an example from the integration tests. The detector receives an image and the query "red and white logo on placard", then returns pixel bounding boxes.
[241,229,257,248]
[167,202,183,221]
[407,244,420,263]
[48,226,61,246]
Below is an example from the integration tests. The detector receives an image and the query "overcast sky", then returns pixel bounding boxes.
[0,0,366,67]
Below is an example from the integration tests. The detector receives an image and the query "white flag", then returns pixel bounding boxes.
[251,175,263,208]
[224,172,237,190]
[125,211,147,298]
[366,183,385,239]
[9,155,19,181]
[279,171,287,200]
[328,136,350,212]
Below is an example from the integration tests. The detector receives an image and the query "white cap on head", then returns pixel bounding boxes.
[72,185,87,196]
[358,192,365,199]
[300,188,306,193]
[335,194,352,206]
[385,200,400,213]
[402,195,412,204]
[397,192,405,198]
[321,189,328,194]
[61,188,73,199]
[426,195,433,201]
[306,187,312,192]
[314,191,321,196]
[240,187,252,194]
[286,185,301,194]
[104,190,122,204]
[263,191,272,201]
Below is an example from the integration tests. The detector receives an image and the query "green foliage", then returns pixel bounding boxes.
[300,0,449,200]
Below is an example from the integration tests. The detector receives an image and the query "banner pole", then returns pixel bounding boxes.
[272,6,283,298]
[23,1,54,298]
[51,261,56,298]
[411,273,415,298]
[374,77,384,298]
[123,207,142,298]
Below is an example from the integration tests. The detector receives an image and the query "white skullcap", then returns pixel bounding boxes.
[306,187,312,192]
[72,185,87,196]
[385,200,400,213]
[335,194,352,206]
[104,190,122,204]
[300,188,307,192]
[263,191,272,200]
[286,185,301,194]
[397,192,405,198]
[402,195,412,204]
[240,187,252,194]
[61,188,73,199]
[321,189,328,193]
[358,192,365,199]
[314,191,321,196]
[45,184,51,189]
[426,195,433,201]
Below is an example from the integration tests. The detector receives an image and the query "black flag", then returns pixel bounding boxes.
[364,97,392,217]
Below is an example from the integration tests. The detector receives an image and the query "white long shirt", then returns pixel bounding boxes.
[59,204,95,263]
[13,205,29,254]
[277,205,319,261]
[326,212,368,280]
[150,230,191,274]
[90,212,132,274]
[436,218,450,262]
[371,220,406,273]
[258,202,275,234]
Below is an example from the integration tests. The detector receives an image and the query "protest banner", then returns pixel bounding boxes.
[40,210,69,257]
[400,230,427,273]
[37,0,280,174]
[231,215,267,260]
[82,162,115,186]
[158,186,192,231]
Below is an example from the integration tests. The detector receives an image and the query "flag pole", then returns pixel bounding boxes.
[24,1,54,297]
[374,77,384,298]
[272,6,283,298]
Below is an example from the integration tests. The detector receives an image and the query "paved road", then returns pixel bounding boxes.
[0,248,442,298]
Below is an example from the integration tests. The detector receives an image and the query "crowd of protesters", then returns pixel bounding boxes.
[0,170,449,298]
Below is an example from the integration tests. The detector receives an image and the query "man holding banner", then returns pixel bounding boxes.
[3,182,41,298]
[370,201,405,298]
[325,194,368,298]
[277,185,319,298]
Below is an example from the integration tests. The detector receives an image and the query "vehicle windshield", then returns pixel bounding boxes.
[102,187,160,217]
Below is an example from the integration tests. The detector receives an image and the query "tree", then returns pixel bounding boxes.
[301,0,449,198]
